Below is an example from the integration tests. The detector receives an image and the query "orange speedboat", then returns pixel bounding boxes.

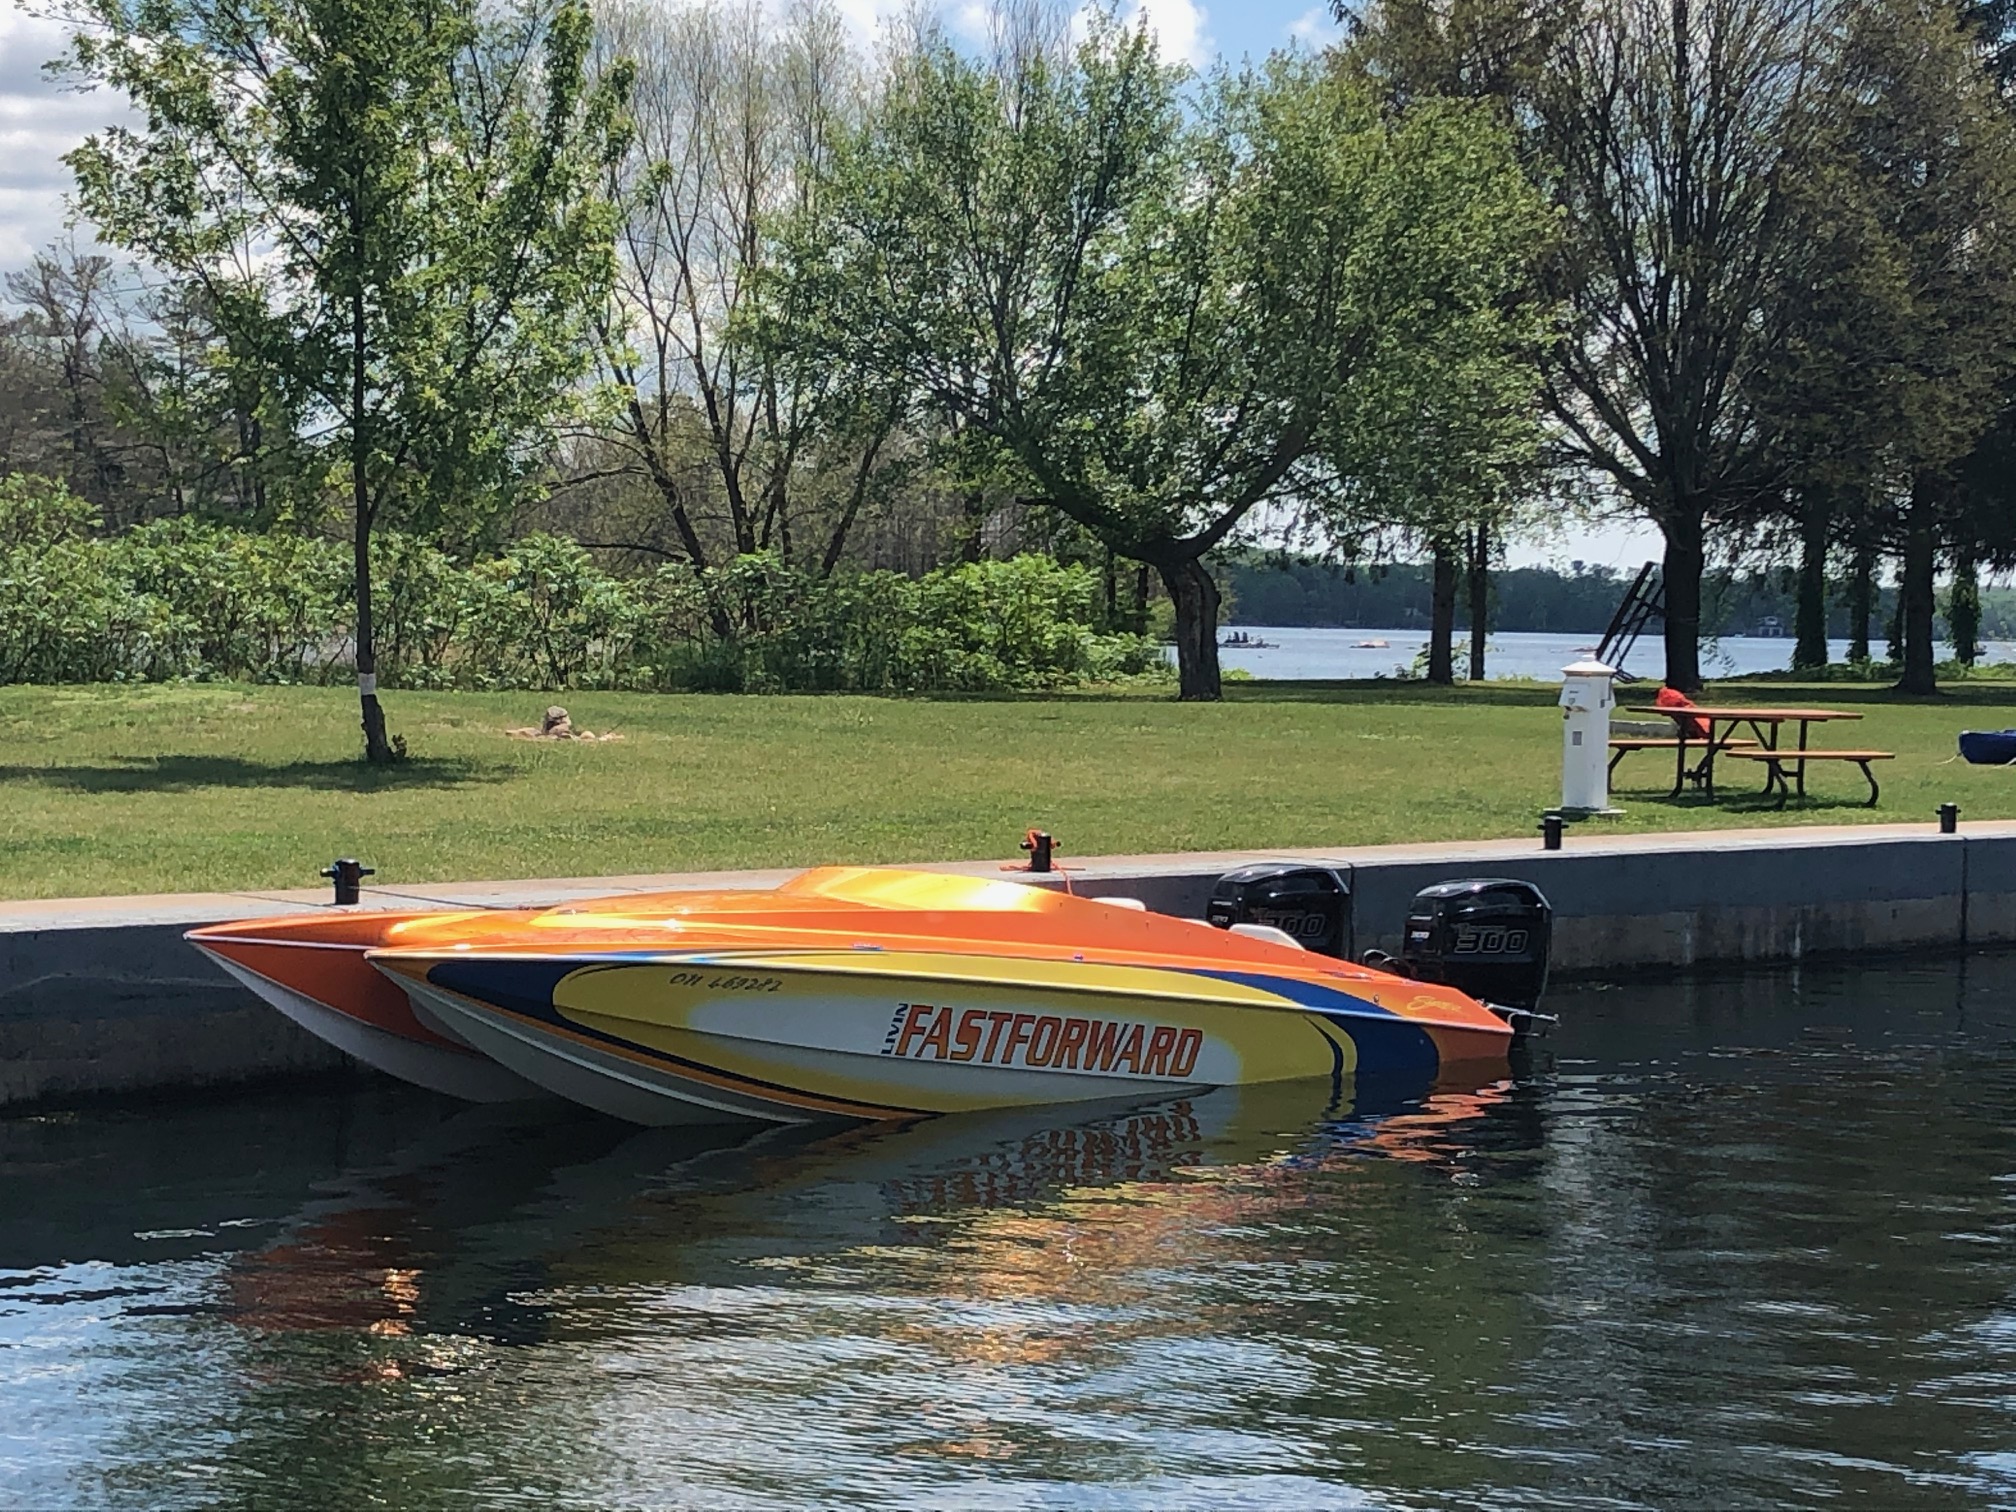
[191,868,1531,1126]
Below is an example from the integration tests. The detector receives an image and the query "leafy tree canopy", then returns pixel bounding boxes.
[759,18,1552,698]
[61,0,631,756]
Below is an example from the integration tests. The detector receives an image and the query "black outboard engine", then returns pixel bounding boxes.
[1206,864,1351,958]
[1399,878,1553,1034]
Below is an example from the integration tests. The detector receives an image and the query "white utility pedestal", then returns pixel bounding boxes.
[1558,657,1622,815]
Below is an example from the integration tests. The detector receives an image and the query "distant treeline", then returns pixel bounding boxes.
[1219,555,2016,641]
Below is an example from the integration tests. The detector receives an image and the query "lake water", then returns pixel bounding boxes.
[1201,627,2016,681]
[8,952,2016,1509]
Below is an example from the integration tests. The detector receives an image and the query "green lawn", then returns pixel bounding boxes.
[3,678,2014,901]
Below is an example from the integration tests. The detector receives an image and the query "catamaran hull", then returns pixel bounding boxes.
[398,974,1193,1127]
[403,977,895,1125]
[189,941,547,1105]
[376,950,1510,1128]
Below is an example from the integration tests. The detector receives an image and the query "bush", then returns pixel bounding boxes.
[0,477,192,682]
[459,534,640,689]
[372,533,466,688]
[0,472,1170,695]
[115,520,350,682]
[0,472,98,550]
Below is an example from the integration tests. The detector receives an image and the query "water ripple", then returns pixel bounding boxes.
[4,956,2016,1508]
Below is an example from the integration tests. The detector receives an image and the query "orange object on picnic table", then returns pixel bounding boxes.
[1653,685,1709,740]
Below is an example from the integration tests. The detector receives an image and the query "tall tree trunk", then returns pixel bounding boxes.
[1427,537,1458,685]
[1897,483,1939,695]
[355,505,392,763]
[960,488,987,564]
[1950,544,1980,667]
[1153,554,1223,701]
[601,328,734,641]
[819,421,890,579]
[354,287,394,765]
[1847,540,1875,664]
[1467,521,1490,681]
[1793,496,1830,670]
[1131,563,1150,635]
[1661,508,1705,693]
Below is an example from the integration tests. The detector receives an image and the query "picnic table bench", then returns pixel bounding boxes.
[1619,704,1886,801]
[1607,736,1757,777]
[1724,748,1894,807]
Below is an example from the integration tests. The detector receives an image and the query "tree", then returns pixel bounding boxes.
[1465,522,1496,679]
[588,0,907,635]
[1965,0,2016,85]
[1532,0,1835,693]
[1341,0,1562,107]
[1305,244,1552,686]
[1313,384,1547,685]
[765,23,1549,698]
[63,0,629,759]
[1761,0,2016,694]
[1336,0,1564,687]
[98,278,296,526]
[1341,0,1822,692]
[2,246,129,513]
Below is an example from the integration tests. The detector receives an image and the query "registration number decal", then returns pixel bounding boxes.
[667,970,783,993]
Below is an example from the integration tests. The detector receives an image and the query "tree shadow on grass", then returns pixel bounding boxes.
[1609,784,1891,818]
[0,754,511,794]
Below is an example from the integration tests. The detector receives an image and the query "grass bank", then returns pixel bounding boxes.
[3,678,2014,900]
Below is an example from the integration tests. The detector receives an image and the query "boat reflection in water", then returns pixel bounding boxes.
[27,1066,1535,1509]
[212,1069,1520,1360]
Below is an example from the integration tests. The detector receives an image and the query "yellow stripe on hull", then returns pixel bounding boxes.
[550,959,1358,1114]
[685,950,1304,1007]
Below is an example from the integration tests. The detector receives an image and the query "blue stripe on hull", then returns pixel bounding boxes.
[1190,968,1440,1073]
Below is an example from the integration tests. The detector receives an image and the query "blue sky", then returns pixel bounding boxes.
[1159,0,1343,63]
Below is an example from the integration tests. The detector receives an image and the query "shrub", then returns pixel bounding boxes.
[0,472,98,551]
[0,472,1172,695]
[115,520,349,682]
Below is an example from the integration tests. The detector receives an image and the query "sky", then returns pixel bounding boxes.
[0,0,1664,569]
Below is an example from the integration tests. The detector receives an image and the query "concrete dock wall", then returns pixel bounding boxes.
[3,822,2010,1109]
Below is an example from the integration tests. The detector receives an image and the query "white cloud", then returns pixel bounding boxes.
[1287,5,1341,48]
[948,0,993,42]
[829,0,905,46]
[0,10,128,270]
[1119,0,1210,66]
[0,10,71,94]
[845,0,1211,65]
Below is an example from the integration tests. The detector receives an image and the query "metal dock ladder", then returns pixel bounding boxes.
[1596,563,1663,676]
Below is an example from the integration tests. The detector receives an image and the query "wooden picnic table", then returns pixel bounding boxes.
[1623,705,1864,798]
